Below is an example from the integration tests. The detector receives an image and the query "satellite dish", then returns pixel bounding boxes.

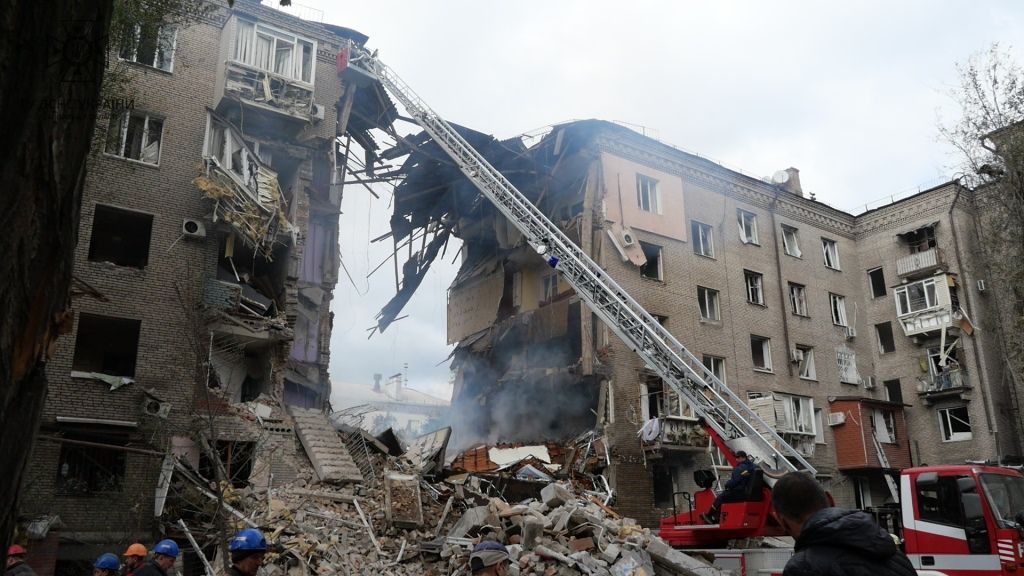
[771,170,790,185]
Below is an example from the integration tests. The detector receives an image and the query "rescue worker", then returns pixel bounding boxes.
[122,543,147,576]
[131,540,177,576]
[5,545,36,576]
[702,450,756,524]
[93,554,121,576]
[227,529,267,576]
[468,541,510,576]
[771,472,915,576]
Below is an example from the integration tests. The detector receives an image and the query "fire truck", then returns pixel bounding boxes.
[339,42,1024,576]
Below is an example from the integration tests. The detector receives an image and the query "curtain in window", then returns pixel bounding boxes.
[254,33,272,71]
[235,20,254,63]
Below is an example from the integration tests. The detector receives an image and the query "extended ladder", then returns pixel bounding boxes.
[346,47,815,475]
[871,433,900,502]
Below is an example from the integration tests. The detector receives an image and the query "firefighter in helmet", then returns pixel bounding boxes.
[228,529,267,576]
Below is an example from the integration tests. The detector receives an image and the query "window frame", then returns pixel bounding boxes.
[796,345,816,380]
[814,408,826,444]
[105,111,164,166]
[737,209,759,245]
[639,241,664,281]
[781,225,802,258]
[697,286,720,322]
[636,174,661,214]
[119,22,177,72]
[702,354,726,385]
[233,19,317,86]
[750,335,773,372]
[884,379,903,404]
[541,273,559,302]
[822,238,841,270]
[894,278,940,317]
[829,292,848,326]
[789,282,808,316]
[868,267,887,298]
[744,270,765,305]
[938,406,972,442]
[87,204,154,269]
[875,321,896,354]
[691,220,714,258]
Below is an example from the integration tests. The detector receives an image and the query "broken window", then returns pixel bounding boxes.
[902,225,937,254]
[652,465,677,508]
[691,220,714,257]
[636,174,660,213]
[106,111,163,165]
[291,313,319,363]
[643,375,693,420]
[868,267,887,298]
[782,225,802,257]
[789,282,808,316]
[737,209,759,244]
[836,346,861,384]
[56,430,127,495]
[640,242,663,280]
[895,279,939,316]
[87,205,153,268]
[199,440,255,488]
[750,335,772,372]
[284,380,321,409]
[938,406,972,442]
[702,354,726,385]
[745,270,765,305]
[541,273,559,302]
[697,286,720,321]
[875,322,896,354]
[822,238,841,270]
[884,379,903,404]
[119,22,176,71]
[795,345,816,380]
[829,293,848,326]
[234,20,316,84]
[814,409,825,444]
[71,314,141,378]
[774,393,815,435]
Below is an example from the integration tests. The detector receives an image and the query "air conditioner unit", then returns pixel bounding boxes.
[977,279,987,292]
[621,227,637,247]
[143,398,171,419]
[863,376,877,390]
[182,218,206,239]
[311,103,326,121]
[790,349,804,363]
[828,412,846,426]
[845,325,857,340]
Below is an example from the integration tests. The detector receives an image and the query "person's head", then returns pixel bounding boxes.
[93,553,121,576]
[735,451,748,463]
[229,529,267,576]
[7,545,27,568]
[123,543,147,570]
[771,472,829,538]
[469,541,510,576]
[151,540,179,572]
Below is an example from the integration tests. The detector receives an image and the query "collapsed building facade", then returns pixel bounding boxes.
[14,2,397,573]
[369,119,1020,526]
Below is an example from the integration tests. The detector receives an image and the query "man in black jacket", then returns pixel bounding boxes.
[771,472,915,576]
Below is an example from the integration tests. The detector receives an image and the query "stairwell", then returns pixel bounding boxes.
[290,408,364,484]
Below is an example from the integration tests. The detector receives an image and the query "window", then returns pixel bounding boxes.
[789,283,808,316]
[697,287,720,322]
[234,20,316,83]
[774,393,815,435]
[643,375,693,420]
[738,209,759,244]
[782,225,802,257]
[873,409,897,443]
[884,379,903,404]
[814,409,826,444]
[903,225,937,254]
[875,322,896,354]
[795,345,816,380]
[541,273,559,302]
[71,314,141,378]
[640,242,663,280]
[822,238,841,270]
[828,293,848,326]
[939,406,972,442]
[745,270,765,305]
[836,346,861,384]
[916,475,966,526]
[750,335,772,372]
[868,267,887,298]
[119,23,176,71]
[106,111,164,165]
[702,355,726,385]
[87,205,153,268]
[895,279,939,316]
[56,430,127,495]
[284,380,320,409]
[691,221,714,258]
[636,174,660,213]
[653,465,677,508]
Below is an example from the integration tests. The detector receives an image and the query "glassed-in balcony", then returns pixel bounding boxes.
[896,247,944,277]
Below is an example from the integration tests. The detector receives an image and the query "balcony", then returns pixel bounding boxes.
[830,398,912,471]
[641,418,706,458]
[918,368,971,405]
[897,305,954,337]
[219,60,315,123]
[896,247,944,278]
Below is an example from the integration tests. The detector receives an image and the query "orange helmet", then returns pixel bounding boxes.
[8,545,27,556]
[123,544,147,558]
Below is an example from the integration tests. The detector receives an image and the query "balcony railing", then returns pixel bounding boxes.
[222,60,314,121]
[921,368,968,394]
[897,305,953,336]
[640,418,705,453]
[896,247,943,277]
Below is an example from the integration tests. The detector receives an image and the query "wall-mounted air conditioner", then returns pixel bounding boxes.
[621,227,637,247]
[977,279,987,292]
[845,325,857,340]
[863,376,877,390]
[182,218,206,239]
[828,412,846,426]
[790,349,804,363]
[311,103,326,121]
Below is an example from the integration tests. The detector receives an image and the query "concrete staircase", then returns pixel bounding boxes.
[290,408,363,484]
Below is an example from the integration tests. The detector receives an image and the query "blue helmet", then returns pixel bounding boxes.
[229,529,267,552]
[94,553,121,571]
[153,540,179,559]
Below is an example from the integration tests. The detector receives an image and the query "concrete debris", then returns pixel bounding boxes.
[290,408,364,483]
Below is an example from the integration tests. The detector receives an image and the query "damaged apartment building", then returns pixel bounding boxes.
[360,119,1019,526]
[16,2,394,573]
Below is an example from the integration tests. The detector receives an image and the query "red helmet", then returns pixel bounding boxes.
[8,545,27,556]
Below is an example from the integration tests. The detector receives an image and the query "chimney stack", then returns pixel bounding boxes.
[373,373,382,393]
[782,167,803,197]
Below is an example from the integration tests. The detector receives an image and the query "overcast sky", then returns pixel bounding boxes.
[313,1,1024,408]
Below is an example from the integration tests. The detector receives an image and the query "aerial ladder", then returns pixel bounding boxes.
[343,44,814,538]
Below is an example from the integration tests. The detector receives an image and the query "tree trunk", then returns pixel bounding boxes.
[0,0,113,561]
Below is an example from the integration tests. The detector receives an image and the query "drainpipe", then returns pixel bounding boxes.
[769,189,795,378]
[947,178,999,457]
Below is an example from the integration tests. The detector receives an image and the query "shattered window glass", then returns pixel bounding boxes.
[107,112,162,165]
[698,286,719,321]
